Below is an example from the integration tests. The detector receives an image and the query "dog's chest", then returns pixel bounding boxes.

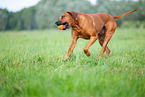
[72,25,90,39]
[77,30,90,39]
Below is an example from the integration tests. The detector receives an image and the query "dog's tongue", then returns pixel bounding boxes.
[63,25,66,29]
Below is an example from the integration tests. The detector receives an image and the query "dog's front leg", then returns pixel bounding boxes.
[83,36,97,56]
[63,34,78,61]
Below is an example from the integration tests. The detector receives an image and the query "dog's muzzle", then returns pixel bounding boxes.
[55,21,69,30]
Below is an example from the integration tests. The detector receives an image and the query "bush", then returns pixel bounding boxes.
[120,21,145,28]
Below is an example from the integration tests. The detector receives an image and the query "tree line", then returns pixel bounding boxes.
[0,0,145,30]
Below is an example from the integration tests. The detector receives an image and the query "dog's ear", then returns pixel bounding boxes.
[67,11,78,21]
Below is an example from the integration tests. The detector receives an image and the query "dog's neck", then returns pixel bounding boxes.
[72,19,82,33]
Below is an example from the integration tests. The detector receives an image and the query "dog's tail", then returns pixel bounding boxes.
[113,9,137,19]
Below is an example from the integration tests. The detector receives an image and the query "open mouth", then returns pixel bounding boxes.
[55,21,69,30]
[61,22,69,30]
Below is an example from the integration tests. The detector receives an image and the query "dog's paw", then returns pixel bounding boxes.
[86,52,91,56]
[63,58,68,61]
[96,55,101,59]
[63,55,69,61]
[84,51,91,56]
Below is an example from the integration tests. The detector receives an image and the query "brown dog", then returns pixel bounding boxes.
[55,9,137,61]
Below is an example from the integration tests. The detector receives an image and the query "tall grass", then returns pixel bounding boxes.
[0,28,145,97]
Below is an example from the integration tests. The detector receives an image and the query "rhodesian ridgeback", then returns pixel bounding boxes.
[55,9,137,61]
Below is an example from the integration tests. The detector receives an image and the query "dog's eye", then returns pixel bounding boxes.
[61,16,65,19]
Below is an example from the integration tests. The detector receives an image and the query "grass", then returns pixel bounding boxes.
[0,28,145,97]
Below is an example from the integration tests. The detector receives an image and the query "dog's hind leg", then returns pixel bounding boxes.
[97,21,117,59]
[98,26,110,57]
[98,35,111,57]
[97,31,112,59]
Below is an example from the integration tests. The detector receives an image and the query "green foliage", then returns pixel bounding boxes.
[35,0,92,29]
[121,20,145,28]
[0,6,37,30]
[0,29,145,97]
[21,6,37,30]
[0,9,9,30]
[8,12,22,30]
[0,0,145,30]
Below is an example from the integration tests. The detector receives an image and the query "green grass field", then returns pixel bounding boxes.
[0,28,145,97]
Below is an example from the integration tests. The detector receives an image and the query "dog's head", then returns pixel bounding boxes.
[55,11,78,30]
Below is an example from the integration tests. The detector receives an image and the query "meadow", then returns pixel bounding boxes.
[0,28,145,97]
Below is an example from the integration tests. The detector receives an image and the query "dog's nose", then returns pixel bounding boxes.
[55,21,59,25]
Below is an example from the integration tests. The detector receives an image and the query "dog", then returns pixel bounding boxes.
[55,9,137,61]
